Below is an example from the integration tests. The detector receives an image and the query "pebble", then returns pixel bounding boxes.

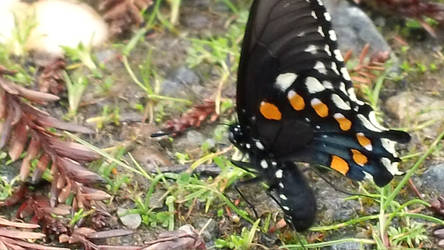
[117,207,142,230]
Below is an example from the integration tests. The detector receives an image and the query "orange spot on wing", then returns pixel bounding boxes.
[311,99,329,118]
[334,115,352,131]
[331,155,349,175]
[351,149,368,166]
[288,91,305,111]
[356,133,372,149]
[260,102,282,120]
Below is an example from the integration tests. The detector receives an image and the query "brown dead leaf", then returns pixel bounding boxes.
[161,99,218,136]
[0,236,69,250]
[20,103,94,134]
[0,77,59,103]
[20,137,41,181]
[0,217,39,229]
[0,229,45,240]
[99,0,153,36]
[57,157,104,184]
[143,225,206,250]
[78,186,111,201]
[38,58,66,95]
[8,121,28,161]
[48,140,99,162]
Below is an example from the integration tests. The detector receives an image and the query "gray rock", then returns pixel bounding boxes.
[118,207,142,230]
[186,130,206,146]
[385,91,444,138]
[421,163,444,195]
[160,66,201,98]
[173,66,200,86]
[329,241,366,250]
[316,183,360,223]
[0,160,19,182]
[325,0,391,54]
[183,12,211,30]
[148,189,167,209]
[191,217,218,241]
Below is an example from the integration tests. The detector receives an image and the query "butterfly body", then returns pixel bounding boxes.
[230,0,410,230]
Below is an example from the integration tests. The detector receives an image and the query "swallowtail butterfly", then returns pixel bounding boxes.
[228,0,410,231]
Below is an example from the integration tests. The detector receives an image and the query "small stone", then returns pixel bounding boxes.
[186,130,206,146]
[329,241,364,250]
[117,207,141,230]
[315,183,360,223]
[421,163,444,195]
[324,0,391,54]
[160,66,200,98]
[148,189,167,209]
[386,92,444,138]
[191,217,218,241]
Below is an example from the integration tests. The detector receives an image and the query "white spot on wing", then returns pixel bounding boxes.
[260,160,268,169]
[305,44,318,54]
[381,157,403,176]
[280,194,288,200]
[341,67,351,81]
[357,132,373,151]
[256,141,264,150]
[311,98,322,106]
[324,12,331,21]
[364,172,374,182]
[314,61,327,74]
[381,138,396,155]
[305,76,326,93]
[332,94,351,110]
[369,111,388,131]
[279,182,284,188]
[318,26,325,37]
[324,44,331,56]
[276,73,297,91]
[323,80,333,89]
[339,82,347,95]
[347,88,365,105]
[358,114,383,132]
[283,205,290,211]
[275,169,283,178]
[311,11,317,19]
[331,62,340,75]
[329,30,337,41]
[333,49,344,61]
[333,113,345,120]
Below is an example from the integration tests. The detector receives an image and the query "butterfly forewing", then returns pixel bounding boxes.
[237,0,351,119]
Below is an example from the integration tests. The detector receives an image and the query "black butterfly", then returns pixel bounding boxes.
[229,0,411,231]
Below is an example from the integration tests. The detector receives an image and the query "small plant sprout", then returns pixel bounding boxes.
[63,71,88,117]
[62,43,100,76]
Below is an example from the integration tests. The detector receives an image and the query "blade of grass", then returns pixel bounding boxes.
[282,238,375,249]
[65,132,151,180]
[383,130,444,209]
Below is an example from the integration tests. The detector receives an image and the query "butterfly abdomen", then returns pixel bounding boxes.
[266,161,316,231]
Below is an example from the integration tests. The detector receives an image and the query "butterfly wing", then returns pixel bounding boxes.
[234,0,410,186]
